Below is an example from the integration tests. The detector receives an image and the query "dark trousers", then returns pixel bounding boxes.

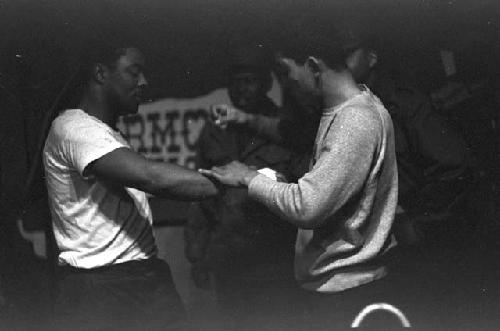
[53,258,186,331]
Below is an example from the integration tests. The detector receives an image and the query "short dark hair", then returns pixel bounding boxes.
[334,23,380,55]
[77,34,136,86]
[58,36,135,110]
[286,22,347,71]
[79,47,128,82]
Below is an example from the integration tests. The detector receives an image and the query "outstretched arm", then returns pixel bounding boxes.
[201,107,380,228]
[85,147,220,200]
[211,104,283,142]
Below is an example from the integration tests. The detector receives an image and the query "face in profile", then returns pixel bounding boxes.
[277,56,322,110]
[105,47,148,116]
[227,71,268,111]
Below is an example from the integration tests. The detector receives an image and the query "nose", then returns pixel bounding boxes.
[138,73,148,88]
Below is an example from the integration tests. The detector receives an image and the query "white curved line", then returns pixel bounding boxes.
[351,302,411,328]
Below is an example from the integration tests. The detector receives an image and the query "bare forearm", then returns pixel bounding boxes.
[88,148,220,200]
[140,162,219,200]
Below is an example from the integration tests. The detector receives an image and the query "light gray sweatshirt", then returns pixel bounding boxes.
[248,87,398,292]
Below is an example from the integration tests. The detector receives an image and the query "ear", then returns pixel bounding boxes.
[367,51,378,69]
[306,56,320,75]
[309,57,329,72]
[92,63,108,84]
[306,56,327,86]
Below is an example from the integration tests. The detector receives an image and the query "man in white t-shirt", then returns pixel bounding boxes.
[43,42,220,330]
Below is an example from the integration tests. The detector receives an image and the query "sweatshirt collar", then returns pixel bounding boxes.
[322,84,370,115]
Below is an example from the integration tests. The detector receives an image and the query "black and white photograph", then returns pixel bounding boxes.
[1,0,499,330]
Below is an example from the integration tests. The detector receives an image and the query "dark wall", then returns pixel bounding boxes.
[1,0,499,228]
[1,0,499,100]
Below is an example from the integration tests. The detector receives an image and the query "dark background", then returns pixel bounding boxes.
[1,1,500,328]
[1,0,499,101]
[1,0,500,226]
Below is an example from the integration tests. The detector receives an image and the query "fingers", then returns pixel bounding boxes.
[199,168,238,187]
[212,165,226,172]
[211,104,229,116]
[198,168,219,180]
[199,167,227,179]
[210,104,229,129]
[228,160,243,167]
[199,161,245,175]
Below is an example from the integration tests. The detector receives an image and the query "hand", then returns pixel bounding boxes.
[210,104,251,129]
[199,161,259,187]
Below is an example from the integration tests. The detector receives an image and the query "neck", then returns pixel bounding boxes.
[365,70,378,91]
[78,87,117,128]
[321,69,361,110]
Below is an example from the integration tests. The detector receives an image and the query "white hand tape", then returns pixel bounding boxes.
[257,168,278,181]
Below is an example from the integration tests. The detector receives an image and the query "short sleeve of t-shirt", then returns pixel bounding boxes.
[59,112,128,176]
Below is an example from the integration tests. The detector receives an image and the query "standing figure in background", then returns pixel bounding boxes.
[43,39,220,330]
[184,44,297,330]
[337,25,476,260]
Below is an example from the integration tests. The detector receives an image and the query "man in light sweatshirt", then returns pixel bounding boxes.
[200,37,401,328]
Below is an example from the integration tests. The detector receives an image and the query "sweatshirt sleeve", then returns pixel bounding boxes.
[248,106,380,229]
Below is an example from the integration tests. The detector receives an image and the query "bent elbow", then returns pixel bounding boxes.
[290,207,327,229]
[279,192,328,228]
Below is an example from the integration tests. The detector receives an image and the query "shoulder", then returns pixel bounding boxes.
[326,106,381,150]
[52,109,106,138]
[51,109,84,133]
[337,96,384,128]
[328,94,391,145]
[48,109,118,151]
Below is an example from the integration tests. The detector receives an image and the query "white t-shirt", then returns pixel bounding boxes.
[43,109,157,268]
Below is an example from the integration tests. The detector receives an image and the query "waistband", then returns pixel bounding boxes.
[58,257,163,275]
